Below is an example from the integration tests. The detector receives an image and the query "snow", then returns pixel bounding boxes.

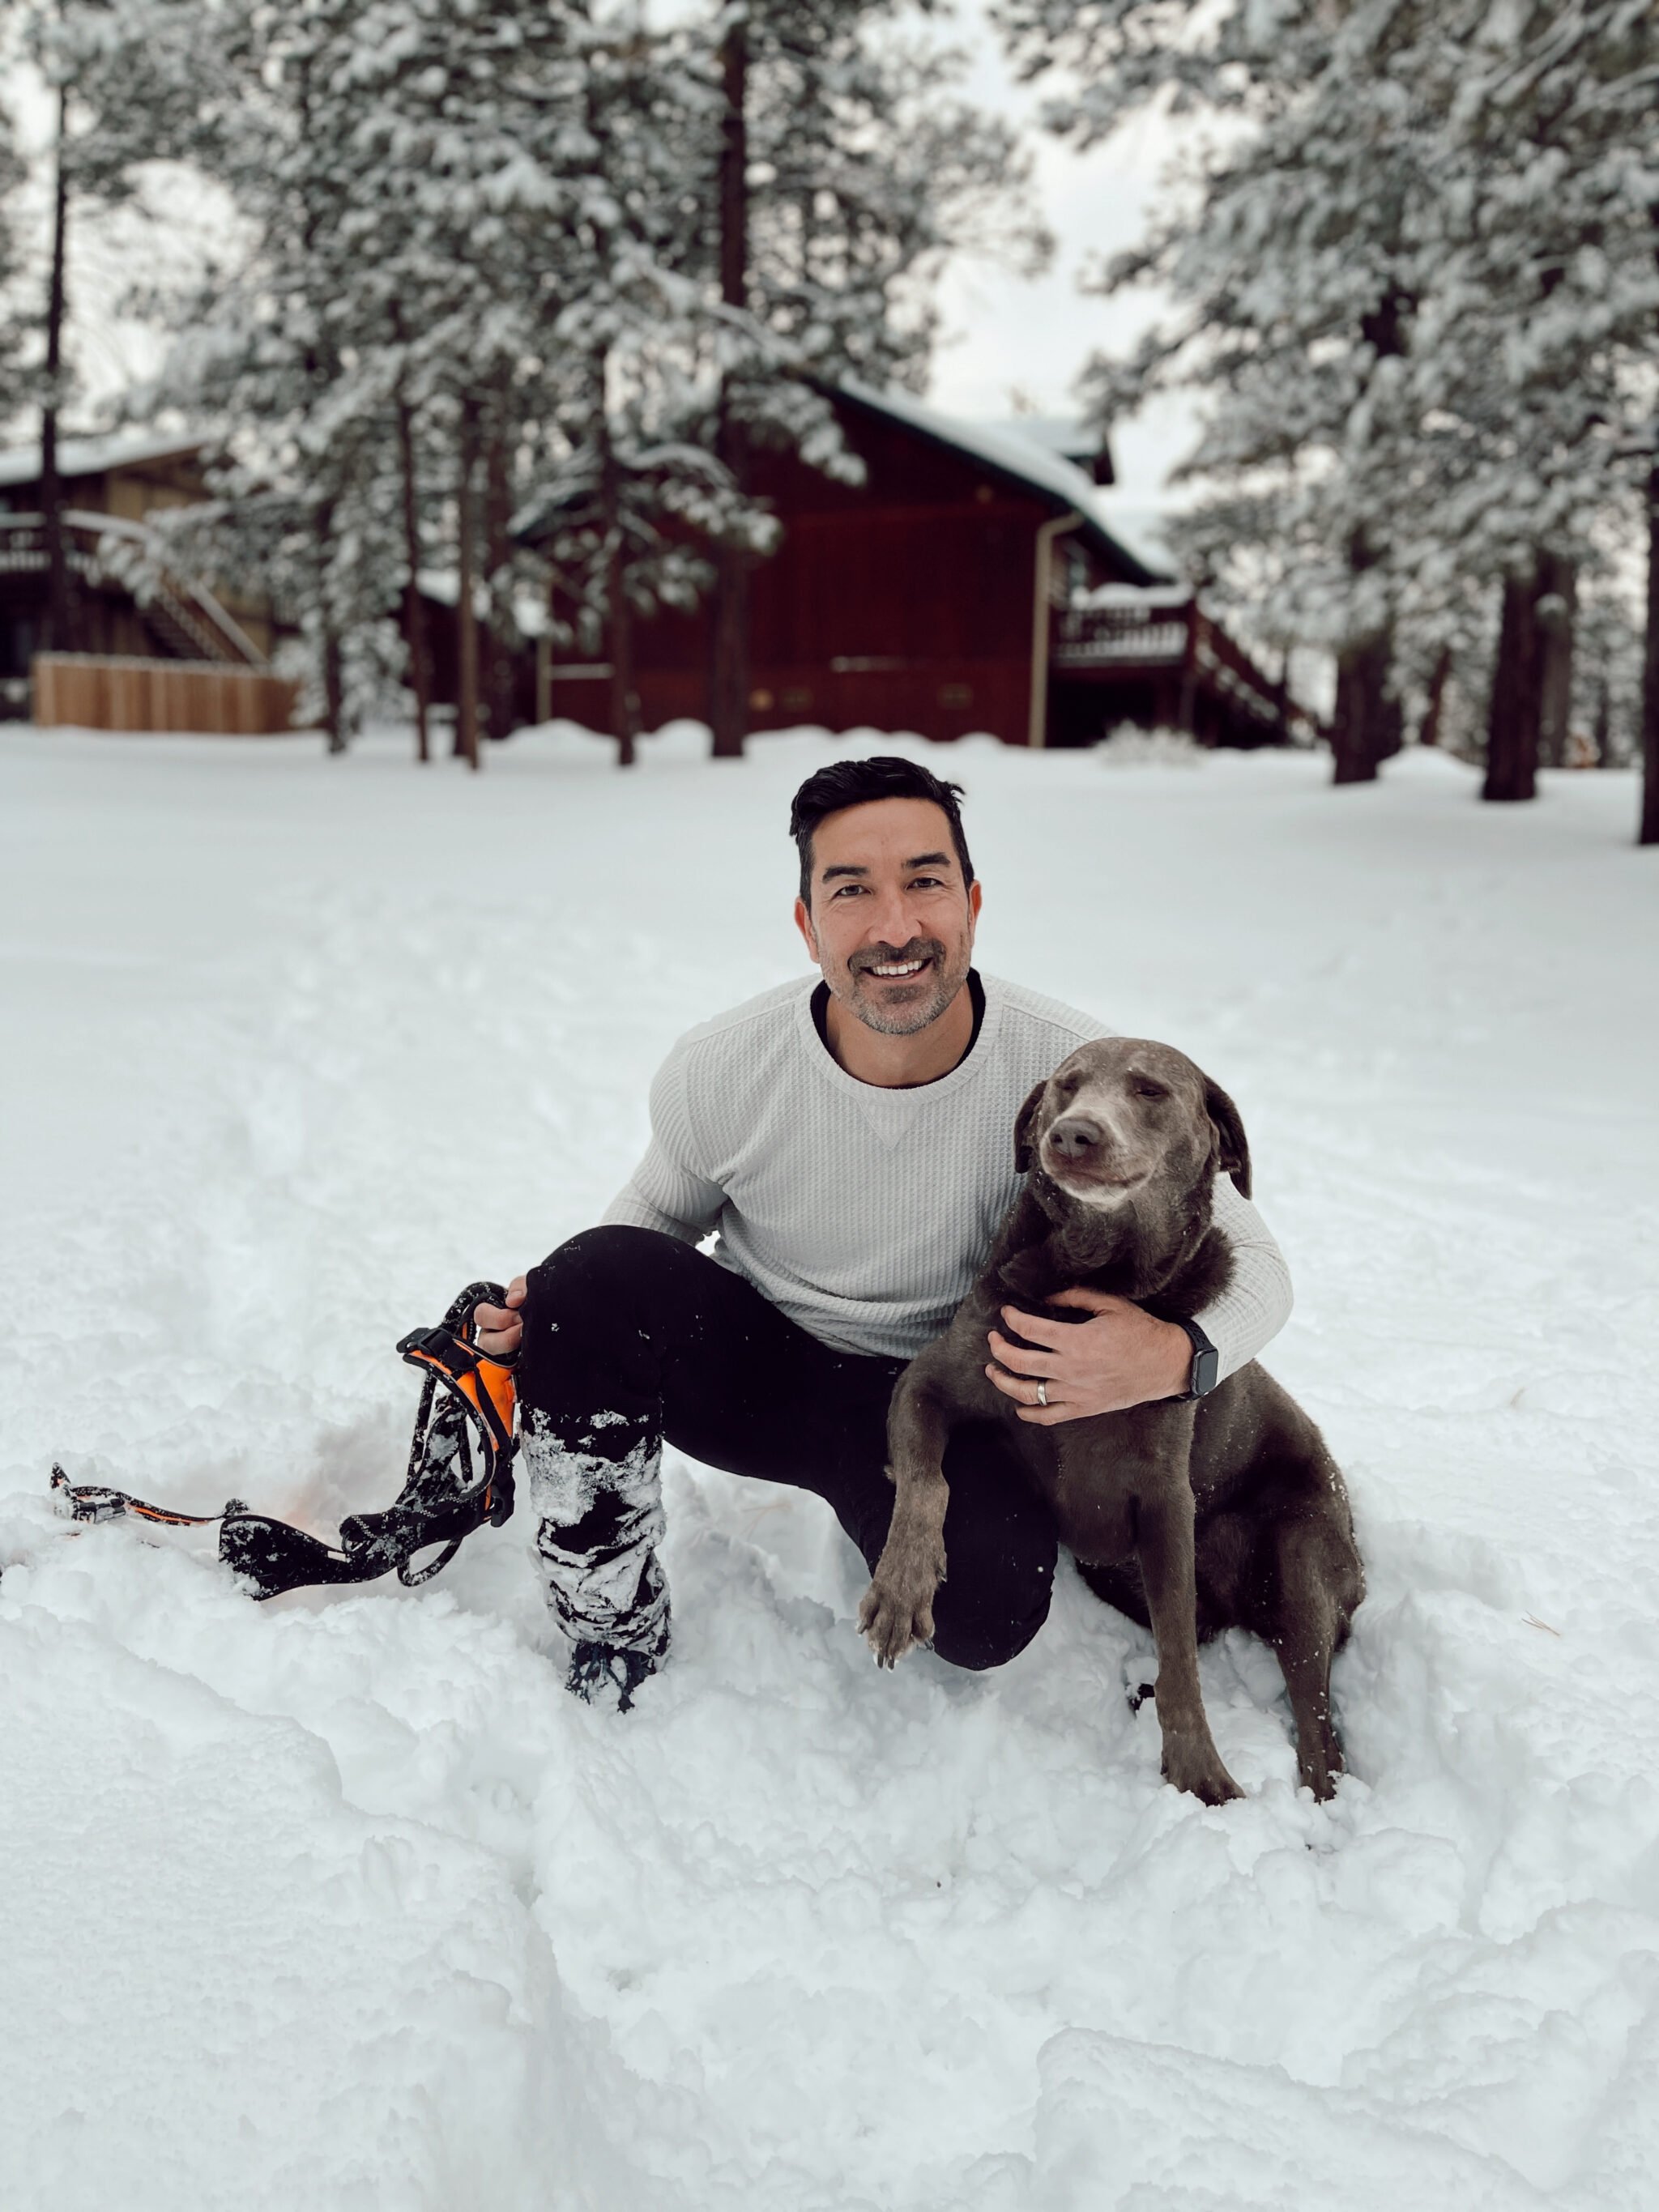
[0,429,207,490]
[2,721,1657,2210]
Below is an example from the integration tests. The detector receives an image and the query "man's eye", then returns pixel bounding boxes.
[909,876,945,889]
[830,883,867,897]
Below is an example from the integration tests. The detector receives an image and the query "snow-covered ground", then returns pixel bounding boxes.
[2,722,1656,2211]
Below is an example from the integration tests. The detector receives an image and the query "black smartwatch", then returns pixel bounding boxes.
[1174,1317,1220,1400]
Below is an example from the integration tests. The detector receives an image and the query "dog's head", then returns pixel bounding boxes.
[1013,1038,1252,1213]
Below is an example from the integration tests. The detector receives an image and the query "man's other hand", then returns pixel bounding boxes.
[475,1275,528,1358]
[985,1288,1192,1422]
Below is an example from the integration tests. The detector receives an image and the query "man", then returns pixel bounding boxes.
[476,757,1290,1707]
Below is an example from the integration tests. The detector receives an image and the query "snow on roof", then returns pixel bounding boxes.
[1090,494,1183,581]
[970,415,1111,470]
[0,428,205,490]
[834,380,1165,585]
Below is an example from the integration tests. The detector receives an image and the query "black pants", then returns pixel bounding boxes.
[517,1225,1057,1671]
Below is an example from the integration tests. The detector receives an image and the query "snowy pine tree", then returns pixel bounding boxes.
[11,0,224,650]
[1000,0,1658,814]
[0,73,28,434]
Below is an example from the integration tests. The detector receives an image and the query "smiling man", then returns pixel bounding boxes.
[476,756,1291,1708]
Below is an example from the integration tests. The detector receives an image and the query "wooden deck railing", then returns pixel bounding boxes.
[1053,592,1290,734]
[0,510,267,667]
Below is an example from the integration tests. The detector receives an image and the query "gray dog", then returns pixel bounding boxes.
[858,1038,1363,1805]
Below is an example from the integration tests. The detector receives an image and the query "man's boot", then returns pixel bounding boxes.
[522,1408,670,1711]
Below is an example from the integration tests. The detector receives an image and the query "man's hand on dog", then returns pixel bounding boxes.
[986,1289,1192,1421]
[475,1276,528,1358]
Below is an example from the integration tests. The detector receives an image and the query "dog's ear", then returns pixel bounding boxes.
[1204,1077,1252,1198]
[1013,1081,1047,1174]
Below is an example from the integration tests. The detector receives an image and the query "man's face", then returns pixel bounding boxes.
[794,796,983,1037]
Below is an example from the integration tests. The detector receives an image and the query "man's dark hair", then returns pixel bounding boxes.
[788,756,975,906]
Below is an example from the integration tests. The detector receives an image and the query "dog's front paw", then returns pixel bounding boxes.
[1160,1731,1243,1806]
[858,1543,944,1669]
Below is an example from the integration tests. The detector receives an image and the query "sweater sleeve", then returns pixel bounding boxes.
[1194,1175,1294,1380]
[600,1045,726,1245]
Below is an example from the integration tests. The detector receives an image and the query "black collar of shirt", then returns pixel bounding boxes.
[809,969,987,1076]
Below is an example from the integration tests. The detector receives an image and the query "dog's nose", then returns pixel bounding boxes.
[1049,1115,1105,1160]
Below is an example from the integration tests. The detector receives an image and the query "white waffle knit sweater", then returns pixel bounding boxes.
[603,972,1291,1373]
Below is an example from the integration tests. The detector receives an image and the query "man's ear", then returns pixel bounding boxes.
[1203,1077,1252,1198]
[794,894,818,964]
[1013,1082,1047,1174]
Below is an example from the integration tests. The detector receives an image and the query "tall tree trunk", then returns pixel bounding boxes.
[708,15,750,761]
[1640,455,1659,844]
[1329,531,1392,785]
[455,398,480,771]
[313,494,347,754]
[483,378,518,743]
[1328,300,1410,783]
[1418,646,1452,747]
[1331,636,1390,784]
[395,394,432,765]
[608,530,637,770]
[1536,549,1576,769]
[322,627,347,756]
[1484,564,1544,803]
[1593,673,1613,769]
[40,88,75,658]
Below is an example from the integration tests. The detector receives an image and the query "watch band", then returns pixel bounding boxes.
[1174,1316,1220,1400]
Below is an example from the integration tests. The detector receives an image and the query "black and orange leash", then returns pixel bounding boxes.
[50,1281,518,1599]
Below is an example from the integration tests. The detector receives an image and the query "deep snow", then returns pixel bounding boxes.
[2,722,1657,2212]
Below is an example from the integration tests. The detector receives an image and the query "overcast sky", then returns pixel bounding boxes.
[928,0,1201,497]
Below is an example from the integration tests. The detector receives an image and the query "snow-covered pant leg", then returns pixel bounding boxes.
[521,1407,671,1694]
[516,1225,1058,1691]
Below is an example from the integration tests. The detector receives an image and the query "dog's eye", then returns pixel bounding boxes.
[1055,1075,1080,1099]
[1132,1080,1169,1102]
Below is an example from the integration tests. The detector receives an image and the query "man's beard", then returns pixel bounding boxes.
[837,935,971,1037]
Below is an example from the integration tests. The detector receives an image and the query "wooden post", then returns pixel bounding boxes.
[1027,514,1080,748]
[1176,599,1201,739]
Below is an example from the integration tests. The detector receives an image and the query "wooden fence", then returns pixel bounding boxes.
[31,654,300,735]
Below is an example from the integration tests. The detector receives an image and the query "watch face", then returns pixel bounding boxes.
[1193,1345,1221,1396]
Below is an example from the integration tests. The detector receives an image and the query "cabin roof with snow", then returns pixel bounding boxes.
[969,413,1116,487]
[0,430,207,495]
[830,381,1159,586]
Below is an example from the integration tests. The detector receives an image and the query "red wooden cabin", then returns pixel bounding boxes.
[523,382,1290,750]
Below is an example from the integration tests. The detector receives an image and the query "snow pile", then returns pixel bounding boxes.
[1096,720,1207,766]
[2,722,1657,2210]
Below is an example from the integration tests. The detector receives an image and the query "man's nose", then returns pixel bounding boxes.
[860,888,917,943]
[1049,1115,1106,1160]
